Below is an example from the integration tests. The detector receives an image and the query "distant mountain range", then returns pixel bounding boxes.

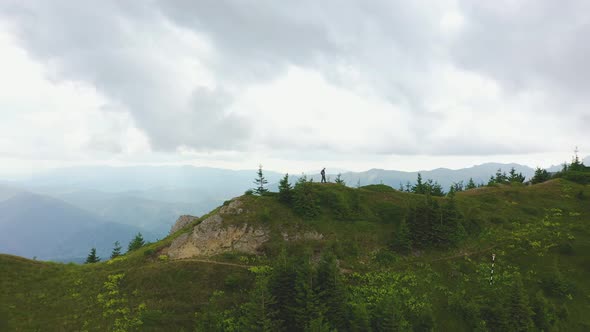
[0,190,155,262]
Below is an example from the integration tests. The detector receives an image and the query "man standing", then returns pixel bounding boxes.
[321,168,327,183]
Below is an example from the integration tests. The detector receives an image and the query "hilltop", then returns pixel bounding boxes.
[1,178,589,331]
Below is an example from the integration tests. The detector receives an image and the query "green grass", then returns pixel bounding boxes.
[1,179,589,330]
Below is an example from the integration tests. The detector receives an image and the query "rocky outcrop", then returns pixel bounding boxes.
[166,198,325,259]
[169,215,198,235]
[166,199,270,259]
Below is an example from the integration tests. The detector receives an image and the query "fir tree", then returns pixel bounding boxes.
[507,276,535,331]
[110,241,122,259]
[269,249,298,329]
[278,173,293,203]
[508,167,526,183]
[316,253,347,330]
[85,247,100,264]
[412,173,425,194]
[348,303,371,332]
[240,271,281,331]
[292,256,320,331]
[466,178,477,190]
[127,233,145,252]
[372,296,407,332]
[254,164,269,195]
[335,173,346,185]
[531,167,551,184]
[391,219,411,253]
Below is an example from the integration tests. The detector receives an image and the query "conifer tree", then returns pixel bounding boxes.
[372,296,408,331]
[127,233,145,252]
[110,241,122,259]
[292,256,320,331]
[240,271,281,331]
[412,173,425,194]
[391,219,411,253]
[466,178,477,190]
[85,247,100,264]
[508,167,526,183]
[253,164,269,195]
[316,253,347,330]
[278,173,293,203]
[531,167,551,184]
[268,249,298,328]
[508,276,535,331]
[348,303,371,332]
[335,173,346,185]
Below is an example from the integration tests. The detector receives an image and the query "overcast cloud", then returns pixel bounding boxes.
[0,0,587,175]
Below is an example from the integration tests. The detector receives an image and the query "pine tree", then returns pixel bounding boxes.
[278,173,293,203]
[466,178,477,190]
[110,241,122,259]
[85,247,100,264]
[254,164,269,195]
[127,233,145,252]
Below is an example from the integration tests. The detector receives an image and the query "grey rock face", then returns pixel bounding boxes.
[169,215,198,235]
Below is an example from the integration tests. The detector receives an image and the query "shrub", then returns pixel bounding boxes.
[143,248,155,257]
[244,189,254,195]
[158,255,168,261]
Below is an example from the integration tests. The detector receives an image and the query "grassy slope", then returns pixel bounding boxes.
[1,179,589,331]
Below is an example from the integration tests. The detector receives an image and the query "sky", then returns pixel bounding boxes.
[0,1,588,177]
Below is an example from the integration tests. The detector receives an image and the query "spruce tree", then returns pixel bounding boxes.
[253,164,269,195]
[127,233,145,252]
[278,173,293,203]
[466,178,477,190]
[85,247,100,264]
[110,241,123,259]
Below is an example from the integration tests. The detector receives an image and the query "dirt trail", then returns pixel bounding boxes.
[173,258,252,269]
[429,244,500,263]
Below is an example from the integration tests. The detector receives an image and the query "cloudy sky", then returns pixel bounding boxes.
[0,0,588,177]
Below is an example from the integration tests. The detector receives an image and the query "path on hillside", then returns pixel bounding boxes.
[173,257,252,269]
[171,244,500,272]
[429,244,500,263]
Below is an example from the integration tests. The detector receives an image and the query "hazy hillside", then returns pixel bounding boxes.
[0,192,155,261]
[50,189,201,234]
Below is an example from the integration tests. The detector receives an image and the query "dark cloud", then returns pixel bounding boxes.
[453,1,590,101]
[1,0,587,157]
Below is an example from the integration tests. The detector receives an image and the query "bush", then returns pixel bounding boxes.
[158,255,168,261]
[143,248,155,257]
[244,189,254,195]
